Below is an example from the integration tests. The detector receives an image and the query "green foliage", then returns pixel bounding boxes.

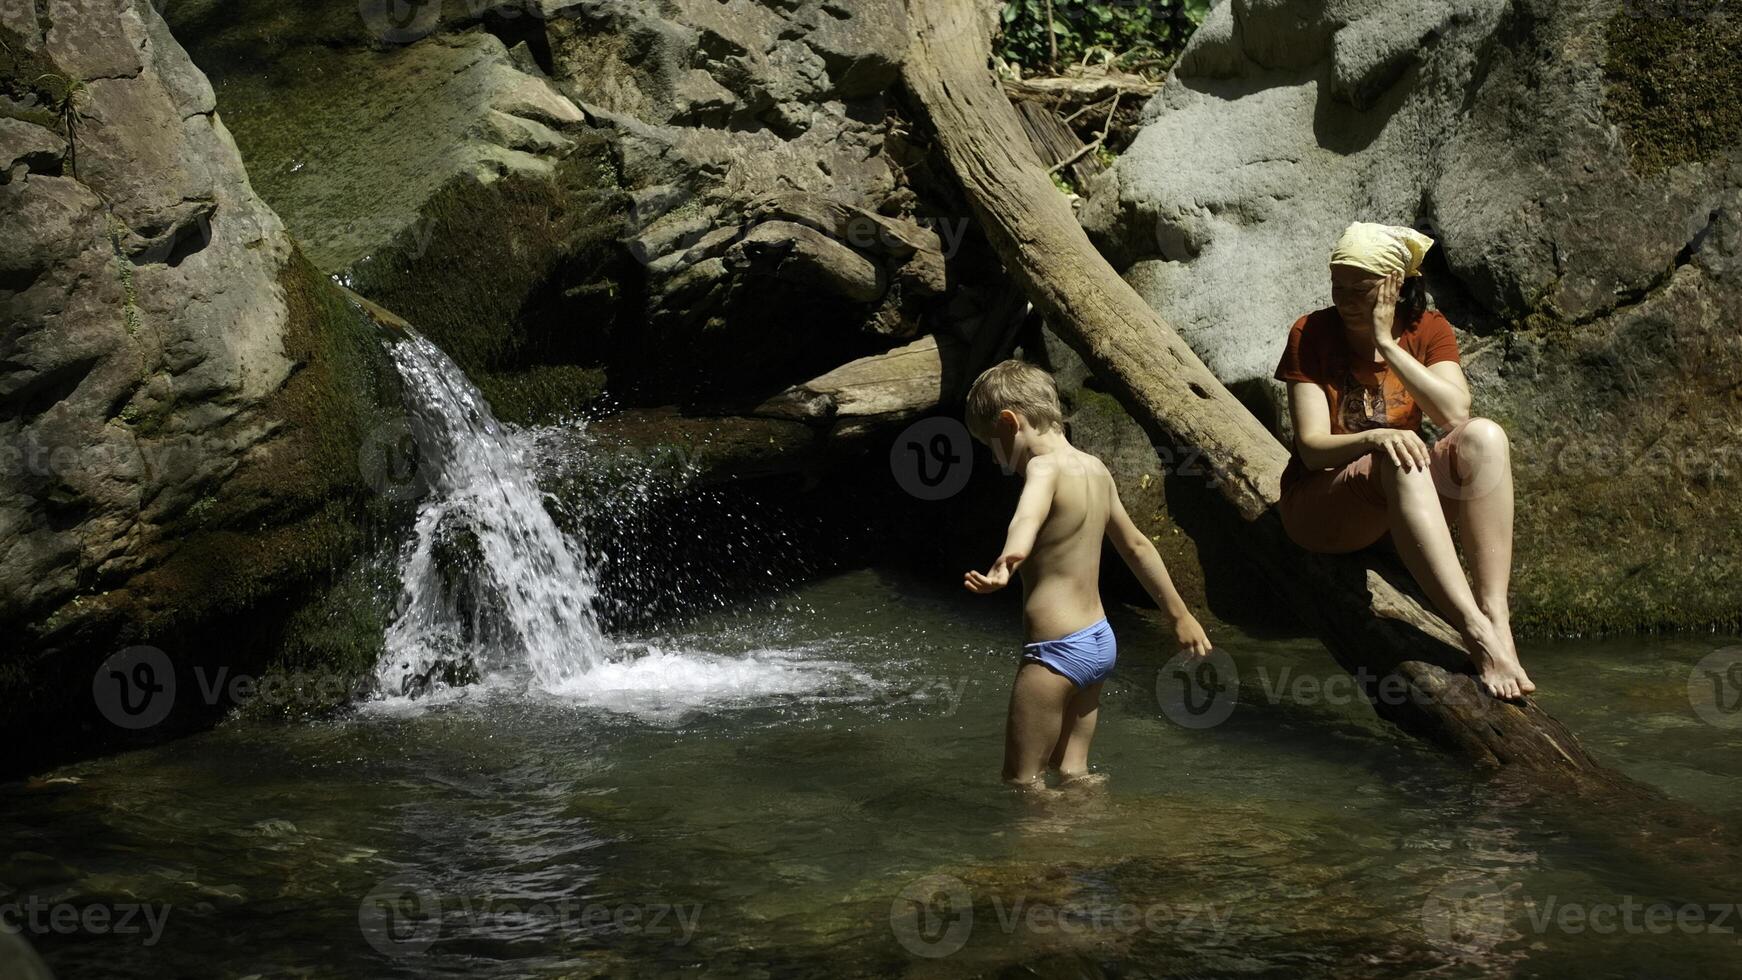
[997,0,1211,76]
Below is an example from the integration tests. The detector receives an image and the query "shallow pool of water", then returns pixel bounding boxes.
[6,569,1740,978]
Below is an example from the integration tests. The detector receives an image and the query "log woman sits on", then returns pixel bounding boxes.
[1275,222,1534,699]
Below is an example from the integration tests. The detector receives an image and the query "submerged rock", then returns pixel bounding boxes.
[1083,0,1742,633]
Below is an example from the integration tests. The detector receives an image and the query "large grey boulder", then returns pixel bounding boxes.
[1083,0,1742,632]
[1,0,401,754]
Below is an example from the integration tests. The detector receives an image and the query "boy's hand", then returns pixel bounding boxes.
[964,555,1019,594]
[1175,615,1213,657]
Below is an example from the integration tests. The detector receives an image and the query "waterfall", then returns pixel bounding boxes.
[374,331,611,697]
[367,328,874,718]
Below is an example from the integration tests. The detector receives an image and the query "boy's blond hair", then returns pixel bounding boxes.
[965,359,1064,440]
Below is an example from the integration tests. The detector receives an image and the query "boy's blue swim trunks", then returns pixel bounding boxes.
[1021,618,1117,688]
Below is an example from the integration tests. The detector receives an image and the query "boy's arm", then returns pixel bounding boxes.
[964,457,1058,594]
[1105,485,1213,655]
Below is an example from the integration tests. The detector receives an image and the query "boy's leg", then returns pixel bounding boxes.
[1048,681,1103,779]
[1003,662,1077,786]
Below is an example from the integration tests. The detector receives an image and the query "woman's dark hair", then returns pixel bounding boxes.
[1396,275,1428,325]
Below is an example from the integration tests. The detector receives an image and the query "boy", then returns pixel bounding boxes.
[962,360,1213,787]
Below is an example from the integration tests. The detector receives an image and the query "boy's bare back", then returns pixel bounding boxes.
[1017,448,1114,643]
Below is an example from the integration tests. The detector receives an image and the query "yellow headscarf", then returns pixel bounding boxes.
[1329,222,1435,278]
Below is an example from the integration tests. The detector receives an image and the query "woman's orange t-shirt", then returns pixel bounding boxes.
[1273,307,1462,493]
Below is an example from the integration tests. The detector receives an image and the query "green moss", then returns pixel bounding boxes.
[0,26,60,105]
[474,363,608,426]
[235,555,397,721]
[100,215,151,347]
[1065,386,1127,422]
[186,494,216,525]
[0,27,69,143]
[163,0,381,60]
[0,100,57,128]
[1493,288,1742,637]
[345,136,631,381]
[1603,8,1742,175]
[82,249,404,645]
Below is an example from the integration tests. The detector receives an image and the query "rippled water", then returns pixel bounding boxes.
[6,569,1740,978]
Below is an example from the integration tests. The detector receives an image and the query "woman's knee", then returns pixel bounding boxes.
[1457,417,1510,458]
[1373,448,1435,493]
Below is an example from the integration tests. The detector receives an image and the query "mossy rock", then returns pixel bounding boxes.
[4,251,412,773]
[344,138,632,384]
[473,364,609,426]
[0,25,74,131]
[1603,6,1742,176]
[165,10,629,426]
[1473,257,1742,636]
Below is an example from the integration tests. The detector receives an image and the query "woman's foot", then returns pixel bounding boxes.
[1462,615,1534,700]
[1481,606,1536,696]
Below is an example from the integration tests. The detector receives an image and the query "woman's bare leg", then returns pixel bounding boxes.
[1377,455,1529,699]
[1445,418,1534,693]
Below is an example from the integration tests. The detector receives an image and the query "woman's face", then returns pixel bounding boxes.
[1330,264,1386,324]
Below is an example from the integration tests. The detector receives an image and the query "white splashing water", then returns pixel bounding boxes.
[375,333,610,695]
[370,331,863,716]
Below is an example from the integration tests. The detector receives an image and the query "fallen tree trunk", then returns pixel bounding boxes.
[900,0,1605,771]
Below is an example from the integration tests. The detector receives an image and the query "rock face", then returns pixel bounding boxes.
[163,0,619,421]
[1083,0,1742,632]
[164,0,1012,420]
[0,0,401,759]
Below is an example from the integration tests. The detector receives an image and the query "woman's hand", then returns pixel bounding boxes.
[1175,614,1213,657]
[1366,427,1432,471]
[1370,271,1403,346]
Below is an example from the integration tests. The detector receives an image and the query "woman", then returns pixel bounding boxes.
[1274,222,1534,699]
